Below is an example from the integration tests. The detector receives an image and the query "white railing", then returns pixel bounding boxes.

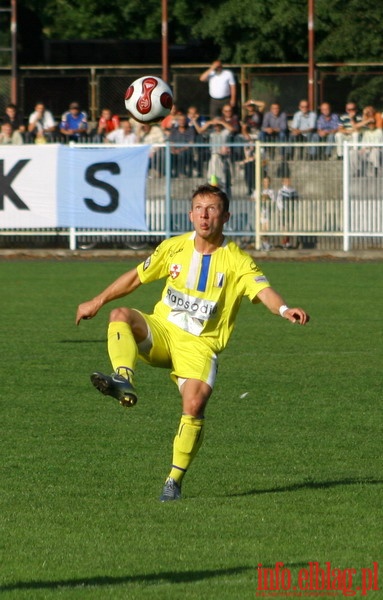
[1,140,383,251]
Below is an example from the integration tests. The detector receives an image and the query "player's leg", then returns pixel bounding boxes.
[91,307,148,407]
[160,378,212,502]
[160,334,218,501]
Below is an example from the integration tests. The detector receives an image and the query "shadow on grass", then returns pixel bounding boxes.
[1,566,253,592]
[227,477,383,497]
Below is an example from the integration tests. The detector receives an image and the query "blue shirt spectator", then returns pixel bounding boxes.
[60,102,88,141]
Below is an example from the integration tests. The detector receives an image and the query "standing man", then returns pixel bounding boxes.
[76,184,310,502]
[200,60,237,119]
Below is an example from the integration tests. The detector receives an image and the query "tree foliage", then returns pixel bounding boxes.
[17,0,383,64]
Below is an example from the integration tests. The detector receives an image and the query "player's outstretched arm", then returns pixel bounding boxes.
[75,267,142,325]
[256,287,310,325]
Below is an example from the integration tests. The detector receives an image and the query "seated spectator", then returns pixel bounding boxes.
[0,122,24,145]
[27,102,56,143]
[357,106,383,175]
[161,103,184,135]
[259,102,288,157]
[241,99,265,140]
[186,105,208,136]
[335,102,363,159]
[3,103,25,136]
[359,105,382,130]
[218,104,240,137]
[168,114,195,177]
[96,108,120,141]
[136,123,166,175]
[312,102,340,159]
[60,102,88,142]
[290,99,317,158]
[106,119,137,144]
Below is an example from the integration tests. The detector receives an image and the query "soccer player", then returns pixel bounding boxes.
[76,184,310,502]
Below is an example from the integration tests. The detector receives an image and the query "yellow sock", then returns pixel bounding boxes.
[169,415,205,485]
[107,321,138,377]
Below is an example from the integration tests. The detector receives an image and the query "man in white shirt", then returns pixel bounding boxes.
[200,60,237,119]
[106,120,137,144]
[27,102,56,142]
[290,99,317,159]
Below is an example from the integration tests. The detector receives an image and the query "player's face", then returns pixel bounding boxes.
[189,194,230,242]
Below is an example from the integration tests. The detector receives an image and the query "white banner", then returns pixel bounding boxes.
[0,145,59,228]
[0,145,150,230]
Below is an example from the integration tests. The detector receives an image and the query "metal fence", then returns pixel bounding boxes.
[1,140,383,252]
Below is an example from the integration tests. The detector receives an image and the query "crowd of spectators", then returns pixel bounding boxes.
[1,92,382,182]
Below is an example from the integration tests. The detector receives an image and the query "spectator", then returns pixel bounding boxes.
[0,122,24,145]
[259,175,275,250]
[186,105,208,136]
[241,100,265,141]
[3,103,25,136]
[206,121,232,198]
[359,105,382,130]
[260,102,289,157]
[186,105,208,176]
[161,103,183,135]
[96,108,120,141]
[290,100,317,159]
[218,104,240,137]
[60,102,88,142]
[276,177,299,248]
[199,60,237,118]
[313,102,340,159]
[168,114,195,177]
[106,119,137,144]
[335,102,363,159]
[357,106,383,175]
[27,102,56,143]
[136,123,166,176]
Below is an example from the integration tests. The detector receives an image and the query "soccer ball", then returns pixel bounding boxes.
[124,76,173,124]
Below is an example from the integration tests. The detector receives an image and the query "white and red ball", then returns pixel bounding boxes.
[124,76,173,123]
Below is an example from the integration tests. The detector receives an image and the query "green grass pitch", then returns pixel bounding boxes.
[0,258,382,599]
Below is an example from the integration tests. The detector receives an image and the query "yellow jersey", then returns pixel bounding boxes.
[136,232,270,354]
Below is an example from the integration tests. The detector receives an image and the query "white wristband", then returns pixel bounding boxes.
[279,305,289,317]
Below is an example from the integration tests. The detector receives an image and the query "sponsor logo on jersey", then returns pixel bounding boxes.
[164,286,218,320]
[170,264,182,279]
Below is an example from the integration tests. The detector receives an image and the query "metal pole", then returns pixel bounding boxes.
[161,0,169,82]
[11,0,17,104]
[308,0,315,110]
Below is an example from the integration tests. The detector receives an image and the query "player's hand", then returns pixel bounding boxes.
[283,308,310,325]
[75,299,100,325]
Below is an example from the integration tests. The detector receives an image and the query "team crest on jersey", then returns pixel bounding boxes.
[170,263,182,279]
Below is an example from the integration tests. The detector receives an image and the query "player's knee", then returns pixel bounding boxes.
[183,396,208,418]
[109,307,132,323]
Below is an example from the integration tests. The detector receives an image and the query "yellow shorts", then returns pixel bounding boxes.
[135,311,218,389]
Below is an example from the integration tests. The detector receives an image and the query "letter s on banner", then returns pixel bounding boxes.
[57,145,150,230]
[84,162,120,213]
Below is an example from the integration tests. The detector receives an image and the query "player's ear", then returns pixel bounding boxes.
[223,211,230,224]
[189,210,194,224]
